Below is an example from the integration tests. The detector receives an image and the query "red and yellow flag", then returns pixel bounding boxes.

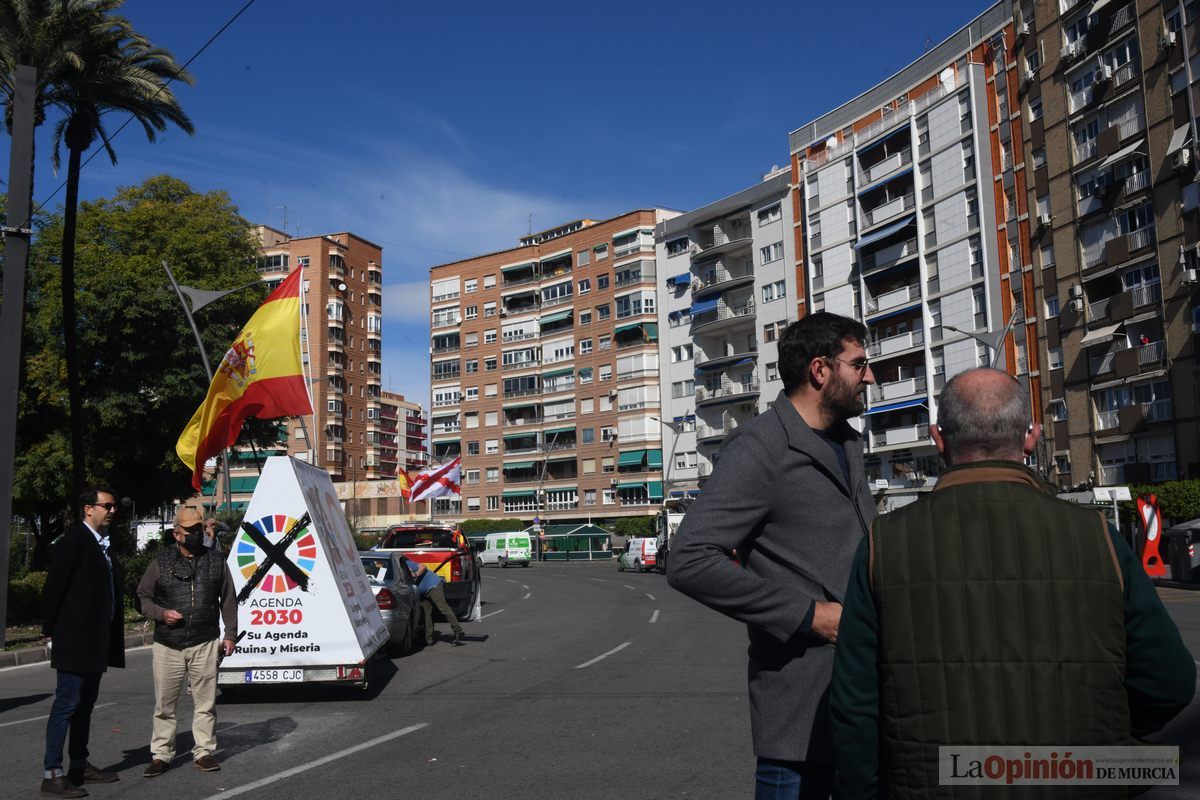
[176,269,312,489]
[398,468,413,500]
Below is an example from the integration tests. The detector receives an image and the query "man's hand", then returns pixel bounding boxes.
[811,601,843,644]
[221,639,236,657]
[162,609,183,626]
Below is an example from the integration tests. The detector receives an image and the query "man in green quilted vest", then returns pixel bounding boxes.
[830,367,1195,799]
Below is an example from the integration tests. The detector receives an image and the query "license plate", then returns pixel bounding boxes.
[244,668,304,683]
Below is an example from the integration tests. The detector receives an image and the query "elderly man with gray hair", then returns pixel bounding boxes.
[829,368,1195,800]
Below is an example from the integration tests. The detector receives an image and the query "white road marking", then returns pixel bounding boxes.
[623,584,637,590]
[575,641,631,669]
[649,610,660,624]
[589,578,605,583]
[523,592,531,600]
[645,593,656,601]
[521,584,530,590]
[0,702,116,729]
[204,723,428,799]
[480,608,506,619]
[505,579,520,584]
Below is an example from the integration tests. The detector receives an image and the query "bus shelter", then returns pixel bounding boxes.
[526,523,613,561]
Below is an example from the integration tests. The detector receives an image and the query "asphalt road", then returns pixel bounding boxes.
[2,565,1198,799]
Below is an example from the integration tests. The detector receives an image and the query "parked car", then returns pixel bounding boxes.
[377,523,482,620]
[616,537,658,573]
[359,552,424,657]
[480,532,533,567]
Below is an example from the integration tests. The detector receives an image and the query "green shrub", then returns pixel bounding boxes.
[7,571,47,624]
[459,518,524,535]
[118,540,164,610]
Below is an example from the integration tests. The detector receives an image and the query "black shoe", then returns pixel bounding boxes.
[40,776,87,798]
[452,630,464,645]
[193,755,221,772]
[67,764,118,785]
[142,760,169,778]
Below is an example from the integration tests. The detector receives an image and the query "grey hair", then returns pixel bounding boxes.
[936,368,1030,462]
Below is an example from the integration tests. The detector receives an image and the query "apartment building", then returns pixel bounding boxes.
[380,389,427,478]
[252,226,386,483]
[790,4,1026,508]
[427,210,678,521]
[654,170,795,498]
[1020,0,1199,485]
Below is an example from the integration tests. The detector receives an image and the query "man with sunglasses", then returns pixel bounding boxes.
[40,487,126,798]
[135,506,237,778]
[669,312,877,800]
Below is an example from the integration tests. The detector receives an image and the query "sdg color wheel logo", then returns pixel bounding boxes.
[236,514,318,592]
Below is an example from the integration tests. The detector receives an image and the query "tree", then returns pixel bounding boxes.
[1,0,193,500]
[16,175,271,564]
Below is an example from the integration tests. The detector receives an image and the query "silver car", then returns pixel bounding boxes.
[359,552,424,657]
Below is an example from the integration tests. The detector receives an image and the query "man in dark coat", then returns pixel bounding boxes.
[668,313,878,799]
[40,486,125,798]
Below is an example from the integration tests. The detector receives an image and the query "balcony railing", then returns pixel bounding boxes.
[502,331,539,343]
[696,377,761,403]
[1130,281,1161,308]
[866,283,920,315]
[503,416,543,428]
[1099,464,1125,484]
[1113,62,1136,88]
[694,261,754,294]
[867,329,924,357]
[861,238,918,274]
[502,273,538,288]
[861,150,912,184]
[870,422,931,448]
[694,348,757,370]
[1126,226,1154,252]
[1138,340,1164,368]
[1108,3,1134,33]
[869,375,927,403]
[1088,296,1111,320]
[431,317,459,329]
[540,294,574,309]
[1089,340,1127,375]
[697,418,740,439]
[1096,409,1119,430]
[1074,139,1097,164]
[617,368,658,382]
[862,192,915,228]
[1068,85,1094,114]
[502,360,539,371]
[853,108,904,147]
[431,290,460,303]
[692,300,756,330]
[1124,171,1150,195]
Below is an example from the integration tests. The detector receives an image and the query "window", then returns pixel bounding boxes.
[766,362,779,381]
[486,496,499,511]
[596,304,611,321]
[465,412,479,429]
[666,237,690,256]
[579,367,594,384]
[485,357,497,371]
[485,411,498,426]
[465,359,478,373]
[464,305,478,320]
[601,425,616,442]
[584,489,597,506]
[597,274,610,289]
[577,250,590,267]
[467,441,480,455]
[763,321,780,342]
[484,329,497,344]
[465,278,478,294]
[1048,346,1063,369]
[464,386,479,401]
[483,301,497,317]
[1028,97,1043,122]
[1049,399,1067,421]
[485,439,498,455]
[757,204,782,225]
[602,488,616,505]
[485,383,497,397]
[602,456,615,473]
[464,332,478,348]
[594,244,608,260]
[674,451,698,470]
[762,280,786,302]
[486,467,499,482]
[581,427,595,444]
[579,310,592,326]
[579,338,593,354]
[465,469,480,485]
[759,242,784,265]
[672,379,695,398]
[483,274,496,288]
[599,335,611,351]
[671,344,693,362]
[615,292,655,318]
[599,364,612,381]
[578,278,591,294]
[1044,295,1060,318]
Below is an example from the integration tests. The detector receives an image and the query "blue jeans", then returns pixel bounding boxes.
[43,670,103,774]
[754,758,834,800]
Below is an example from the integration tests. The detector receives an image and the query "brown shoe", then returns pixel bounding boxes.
[39,776,87,797]
[193,755,221,772]
[67,763,119,785]
[142,759,169,778]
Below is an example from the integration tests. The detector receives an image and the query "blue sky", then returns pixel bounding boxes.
[7,0,983,410]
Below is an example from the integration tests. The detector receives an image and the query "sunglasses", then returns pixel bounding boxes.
[90,502,117,511]
[826,357,871,373]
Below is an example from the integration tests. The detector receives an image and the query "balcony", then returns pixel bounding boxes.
[867,329,924,358]
[853,109,907,148]
[862,192,915,229]
[869,375,927,404]
[431,290,460,303]
[502,331,539,343]
[869,422,931,449]
[691,299,756,333]
[1074,139,1097,165]
[1129,282,1161,309]
[860,150,912,185]
[431,344,460,355]
[1124,171,1150,195]
[866,283,920,316]
[1096,409,1119,430]
[696,417,740,442]
[431,316,459,330]
[695,377,761,407]
[694,347,757,372]
[540,293,574,310]
[502,272,538,289]
[692,235,753,261]
[860,237,918,275]
[616,367,658,383]
[692,260,755,299]
[503,415,543,428]
[502,359,540,372]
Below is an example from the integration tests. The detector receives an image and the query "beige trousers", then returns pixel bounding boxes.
[150,639,219,761]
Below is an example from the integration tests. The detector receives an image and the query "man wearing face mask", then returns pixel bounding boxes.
[135,507,237,778]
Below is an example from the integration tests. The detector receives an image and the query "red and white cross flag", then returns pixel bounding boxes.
[409,457,462,503]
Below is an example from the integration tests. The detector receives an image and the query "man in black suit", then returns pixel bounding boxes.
[40,486,126,798]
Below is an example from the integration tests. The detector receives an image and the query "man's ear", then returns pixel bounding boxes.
[930,423,947,460]
[1023,422,1042,456]
[808,357,828,390]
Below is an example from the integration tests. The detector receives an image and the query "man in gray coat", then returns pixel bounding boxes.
[668,312,878,800]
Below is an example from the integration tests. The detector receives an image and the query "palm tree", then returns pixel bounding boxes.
[0,0,192,498]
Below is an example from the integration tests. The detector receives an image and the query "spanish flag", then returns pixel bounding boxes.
[176,269,313,490]
[397,468,413,500]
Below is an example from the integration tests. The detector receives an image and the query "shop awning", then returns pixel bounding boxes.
[665,272,692,287]
[1097,138,1145,171]
[502,489,536,498]
[618,449,646,467]
[864,397,926,415]
[647,449,663,469]
[503,461,537,470]
[539,310,572,326]
[854,214,915,249]
[690,297,720,315]
[1080,322,1123,347]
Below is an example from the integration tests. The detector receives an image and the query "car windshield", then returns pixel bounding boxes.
[360,557,393,583]
[382,528,458,548]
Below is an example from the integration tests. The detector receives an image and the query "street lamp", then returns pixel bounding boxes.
[941,305,1024,370]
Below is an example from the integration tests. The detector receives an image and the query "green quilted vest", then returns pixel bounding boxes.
[870,462,1131,799]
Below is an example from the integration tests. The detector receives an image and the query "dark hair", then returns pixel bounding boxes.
[778,312,869,393]
[78,485,116,511]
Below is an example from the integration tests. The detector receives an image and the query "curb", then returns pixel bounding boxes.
[0,631,155,669]
[1154,579,1200,591]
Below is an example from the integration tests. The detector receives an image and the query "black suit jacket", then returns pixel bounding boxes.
[42,525,125,672]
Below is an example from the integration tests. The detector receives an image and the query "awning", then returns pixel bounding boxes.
[502,489,536,498]
[501,262,535,273]
[869,303,921,322]
[503,461,537,470]
[546,454,576,462]
[539,310,572,326]
[578,367,593,377]
[431,437,460,444]
[614,321,646,335]
[854,214,916,250]
[1097,138,1144,170]
[503,432,537,441]
[672,414,696,423]
[544,486,577,494]
[860,122,910,151]
[1080,322,1124,347]
[1166,124,1191,156]
[616,481,647,491]
[668,309,691,321]
[690,297,720,315]
[648,481,664,500]
[857,166,913,197]
[618,449,646,467]
[647,449,663,469]
[543,425,576,435]
[666,272,692,287]
[864,397,926,415]
[541,367,573,378]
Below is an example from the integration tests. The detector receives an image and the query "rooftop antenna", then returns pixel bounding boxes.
[278,204,289,235]
[924,36,934,52]
[528,213,533,237]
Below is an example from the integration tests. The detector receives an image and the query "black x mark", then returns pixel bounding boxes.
[236,512,312,604]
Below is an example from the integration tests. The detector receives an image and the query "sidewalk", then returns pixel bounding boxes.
[1,623,154,669]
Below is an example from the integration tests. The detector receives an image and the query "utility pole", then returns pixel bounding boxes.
[0,65,38,649]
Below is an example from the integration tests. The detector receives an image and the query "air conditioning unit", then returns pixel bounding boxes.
[1069,298,1084,312]
[1161,30,1178,51]
[873,479,889,490]
[1061,42,1080,62]
[1173,148,1192,170]
[1022,68,1036,85]
[1038,212,1053,226]
[1095,64,1113,83]
[1068,285,1084,299]
[1016,22,1031,40]
[1184,268,1199,284]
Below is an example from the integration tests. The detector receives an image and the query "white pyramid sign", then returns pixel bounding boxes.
[222,456,388,671]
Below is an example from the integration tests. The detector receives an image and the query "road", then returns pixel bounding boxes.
[1,564,1197,799]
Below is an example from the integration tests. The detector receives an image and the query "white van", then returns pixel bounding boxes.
[481,532,533,567]
[616,537,658,573]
